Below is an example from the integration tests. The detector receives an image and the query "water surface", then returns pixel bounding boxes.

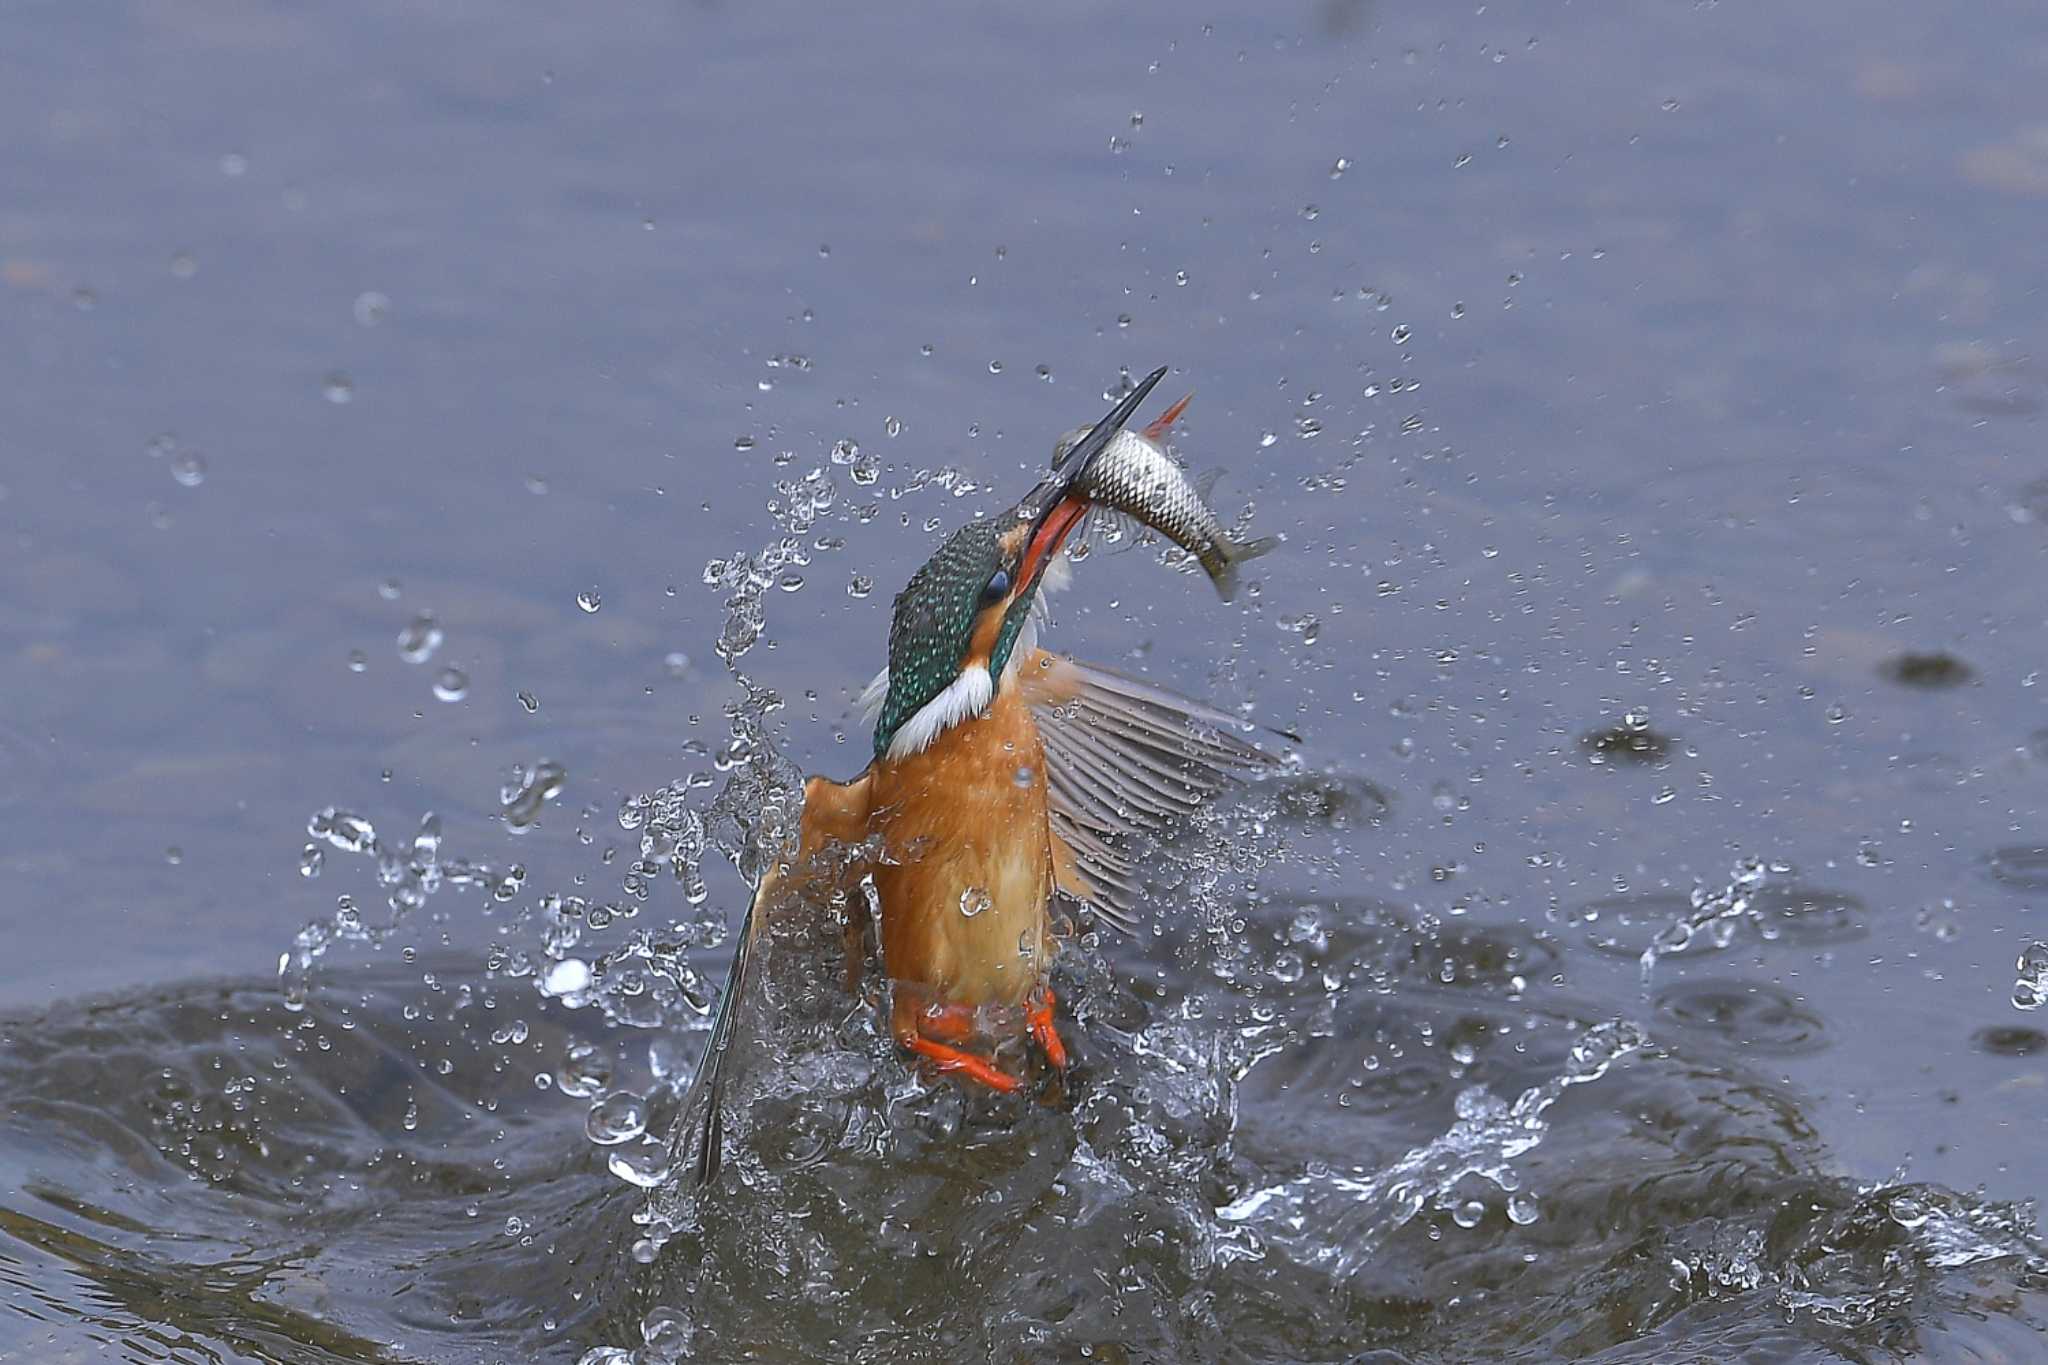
[4,1,2047,1360]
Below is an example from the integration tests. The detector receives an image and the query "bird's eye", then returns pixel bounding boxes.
[981,568,1012,603]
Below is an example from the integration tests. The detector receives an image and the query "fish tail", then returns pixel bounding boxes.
[1209,533,1279,602]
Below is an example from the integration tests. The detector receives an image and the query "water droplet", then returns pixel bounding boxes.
[502,759,567,830]
[576,589,603,614]
[377,577,403,600]
[1506,1194,1540,1225]
[2014,941,2048,1011]
[1128,110,1144,128]
[663,651,691,678]
[556,1041,611,1098]
[218,151,248,176]
[1453,151,1473,168]
[1452,1199,1486,1229]
[608,1146,673,1189]
[299,843,325,878]
[352,291,390,326]
[989,360,1004,375]
[884,415,903,438]
[1036,364,1053,383]
[1825,703,1849,724]
[959,887,993,919]
[517,689,539,713]
[1662,97,1681,112]
[346,649,368,673]
[397,615,442,664]
[733,434,756,452]
[322,372,354,404]
[169,252,197,278]
[585,1090,649,1145]
[541,957,592,999]
[433,667,469,701]
[1301,203,1320,220]
[1391,323,1413,345]
[1329,157,1351,179]
[847,573,873,599]
[164,845,183,865]
[170,453,207,487]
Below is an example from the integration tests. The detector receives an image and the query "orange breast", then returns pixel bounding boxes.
[868,685,1054,1006]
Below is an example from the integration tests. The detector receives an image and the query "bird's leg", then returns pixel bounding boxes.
[1026,985,1069,1071]
[890,989,1023,1094]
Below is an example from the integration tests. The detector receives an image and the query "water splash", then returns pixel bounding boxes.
[1636,856,1778,987]
[2013,940,2048,1010]
[1218,1017,1649,1278]
[281,808,519,1008]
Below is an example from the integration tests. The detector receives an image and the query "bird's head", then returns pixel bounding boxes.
[867,367,1167,761]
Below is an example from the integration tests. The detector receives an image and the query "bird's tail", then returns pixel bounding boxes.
[678,890,760,1186]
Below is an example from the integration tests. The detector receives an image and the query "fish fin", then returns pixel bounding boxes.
[1210,532,1280,601]
[1142,392,1194,443]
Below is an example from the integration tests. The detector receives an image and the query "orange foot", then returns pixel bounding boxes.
[1027,986,1069,1071]
[891,992,1023,1093]
[900,1034,1023,1093]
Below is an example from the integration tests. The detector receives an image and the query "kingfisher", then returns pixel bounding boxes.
[685,367,1284,1184]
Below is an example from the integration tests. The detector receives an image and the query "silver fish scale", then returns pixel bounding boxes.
[1076,430,1228,570]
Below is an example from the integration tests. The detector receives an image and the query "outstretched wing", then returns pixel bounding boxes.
[1016,649,1291,932]
[679,771,872,1187]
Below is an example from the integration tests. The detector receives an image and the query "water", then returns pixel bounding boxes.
[6,1,2048,1360]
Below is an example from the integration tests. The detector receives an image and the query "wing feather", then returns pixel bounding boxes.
[1019,650,1289,934]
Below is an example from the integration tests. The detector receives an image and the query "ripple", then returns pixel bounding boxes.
[1272,772,1392,829]
[1748,884,1867,945]
[1877,652,1974,689]
[1578,892,1726,959]
[1655,980,1829,1055]
[1579,722,1675,764]
[1971,1025,2047,1058]
[1415,923,1561,989]
[1983,846,2048,891]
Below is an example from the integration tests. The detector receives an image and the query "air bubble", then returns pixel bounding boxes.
[576,589,603,614]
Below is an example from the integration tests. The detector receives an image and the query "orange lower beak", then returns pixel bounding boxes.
[1019,493,1089,587]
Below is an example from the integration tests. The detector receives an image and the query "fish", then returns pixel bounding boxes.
[1049,390,1277,601]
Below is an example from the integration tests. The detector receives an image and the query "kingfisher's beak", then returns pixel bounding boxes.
[1014,365,1169,587]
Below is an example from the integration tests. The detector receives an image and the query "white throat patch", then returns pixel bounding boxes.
[884,663,993,760]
